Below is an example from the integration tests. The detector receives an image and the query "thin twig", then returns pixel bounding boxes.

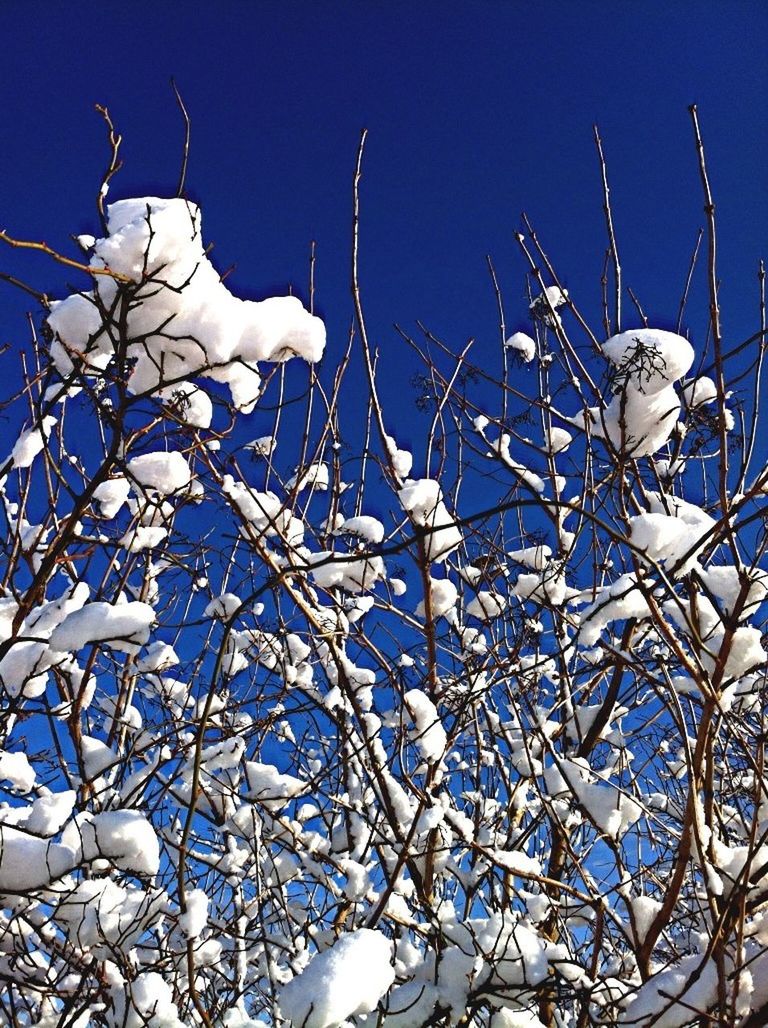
[627,286,648,326]
[594,124,622,334]
[171,77,191,198]
[94,104,123,233]
[689,104,732,540]
[0,230,131,282]
[676,227,703,334]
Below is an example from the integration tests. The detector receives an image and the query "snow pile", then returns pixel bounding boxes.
[278,928,394,1028]
[245,761,308,810]
[505,331,537,362]
[491,434,545,493]
[585,329,695,456]
[56,878,164,954]
[10,415,57,469]
[544,758,642,840]
[308,550,385,593]
[339,515,385,545]
[404,689,447,763]
[619,954,717,1027]
[577,574,650,647]
[50,601,156,654]
[126,451,192,495]
[109,971,185,1028]
[48,198,325,412]
[286,462,329,492]
[93,477,131,518]
[385,435,413,479]
[466,590,507,620]
[682,375,717,408]
[61,810,160,876]
[399,479,462,562]
[0,826,75,891]
[530,285,569,327]
[0,750,36,793]
[546,426,572,453]
[508,544,552,569]
[81,736,118,778]
[416,577,458,620]
[179,888,209,939]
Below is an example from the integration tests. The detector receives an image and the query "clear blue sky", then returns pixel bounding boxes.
[1,2,766,436]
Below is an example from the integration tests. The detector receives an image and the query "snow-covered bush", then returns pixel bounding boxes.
[0,107,766,1027]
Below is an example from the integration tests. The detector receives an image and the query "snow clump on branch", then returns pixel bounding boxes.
[278,928,395,1028]
[585,328,695,456]
[47,197,325,414]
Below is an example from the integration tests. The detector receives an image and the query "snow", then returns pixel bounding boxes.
[245,761,308,809]
[578,573,650,647]
[204,593,243,619]
[0,750,36,793]
[50,601,156,654]
[179,888,209,939]
[491,1010,547,1028]
[530,285,568,326]
[546,426,572,453]
[585,328,695,456]
[62,810,160,876]
[544,758,641,840]
[384,981,440,1026]
[706,625,766,681]
[81,736,118,778]
[512,567,566,607]
[399,479,462,562]
[136,640,179,672]
[126,451,192,495]
[56,878,164,954]
[339,514,385,544]
[629,895,663,943]
[278,928,394,1028]
[505,331,537,362]
[245,434,276,456]
[508,544,552,569]
[647,491,716,537]
[308,551,385,593]
[0,826,75,891]
[700,564,768,619]
[93,477,131,518]
[417,577,458,620]
[404,689,447,762]
[682,375,718,407]
[48,198,325,413]
[0,638,56,697]
[491,434,545,492]
[198,737,245,774]
[619,954,717,1027]
[23,790,76,836]
[156,381,213,428]
[10,416,57,469]
[602,329,694,386]
[466,590,507,620]
[121,525,168,552]
[221,476,287,534]
[109,971,185,1028]
[286,462,329,492]
[492,848,543,877]
[386,435,413,479]
[629,513,696,569]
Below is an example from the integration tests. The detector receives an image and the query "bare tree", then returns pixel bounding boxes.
[0,103,766,1028]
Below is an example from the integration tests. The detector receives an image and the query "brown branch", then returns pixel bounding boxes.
[0,229,131,282]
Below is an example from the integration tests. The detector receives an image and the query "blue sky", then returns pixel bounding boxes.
[1,2,766,441]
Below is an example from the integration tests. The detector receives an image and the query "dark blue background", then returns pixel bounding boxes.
[1,1,766,444]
